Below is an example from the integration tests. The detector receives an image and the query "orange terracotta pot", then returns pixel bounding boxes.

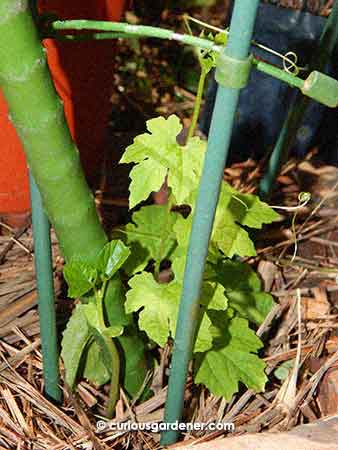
[0,0,127,227]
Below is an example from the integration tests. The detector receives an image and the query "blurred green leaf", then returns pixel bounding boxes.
[64,260,97,298]
[97,240,130,281]
[83,339,110,386]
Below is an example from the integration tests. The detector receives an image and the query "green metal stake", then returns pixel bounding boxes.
[160,0,260,445]
[30,173,62,403]
[259,0,338,200]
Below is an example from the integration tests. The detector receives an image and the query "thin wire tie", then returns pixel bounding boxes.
[184,15,304,76]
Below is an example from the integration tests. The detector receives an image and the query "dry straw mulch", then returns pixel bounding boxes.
[0,154,338,449]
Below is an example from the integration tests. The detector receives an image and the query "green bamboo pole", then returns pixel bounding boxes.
[30,173,61,403]
[0,1,106,263]
[0,0,106,405]
[161,0,260,445]
[0,0,148,407]
[259,0,338,200]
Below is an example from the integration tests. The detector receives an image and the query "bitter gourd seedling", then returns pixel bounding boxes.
[61,240,130,417]
[61,24,280,414]
[115,113,280,400]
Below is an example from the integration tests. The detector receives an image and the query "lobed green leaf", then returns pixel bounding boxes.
[121,204,177,274]
[214,260,275,325]
[195,315,267,399]
[120,115,206,208]
[125,272,213,353]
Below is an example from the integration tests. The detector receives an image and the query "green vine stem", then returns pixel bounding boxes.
[187,64,208,141]
[95,282,120,418]
[50,31,136,41]
[182,13,210,142]
[104,338,120,418]
[95,283,107,331]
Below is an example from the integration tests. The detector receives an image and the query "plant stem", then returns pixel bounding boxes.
[96,281,121,418]
[187,65,207,141]
[51,31,136,41]
[96,285,106,331]
[104,337,120,418]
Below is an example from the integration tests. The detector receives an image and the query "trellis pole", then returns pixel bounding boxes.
[161,0,261,445]
[259,0,338,199]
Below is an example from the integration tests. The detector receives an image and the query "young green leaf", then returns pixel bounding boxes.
[172,182,276,260]
[97,240,130,281]
[120,115,206,208]
[104,276,130,328]
[173,202,255,259]
[213,223,256,258]
[171,250,187,283]
[214,260,275,325]
[82,302,123,336]
[82,339,110,386]
[61,304,91,388]
[209,183,278,258]
[211,185,256,258]
[63,260,97,298]
[225,291,274,326]
[118,327,153,397]
[125,273,176,347]
[125,272,213,353]
[201,282,227,311]
[225,185,280,229]
[171,253,227,312]
[90,327,113,378]
[120,204,177,274]
[214,31,228,45]
[194,315,267,399]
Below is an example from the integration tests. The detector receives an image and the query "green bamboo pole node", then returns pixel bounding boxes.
[160,0,260,445]
[259,0,338,200]
[30,173,61,403]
